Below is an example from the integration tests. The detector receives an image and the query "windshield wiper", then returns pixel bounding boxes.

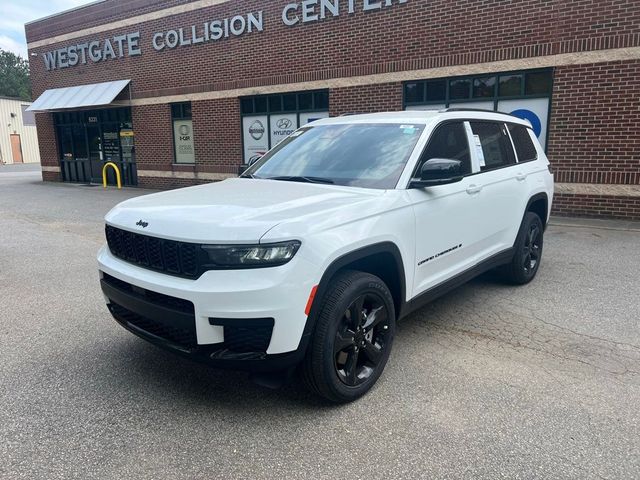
[266,175,335,185]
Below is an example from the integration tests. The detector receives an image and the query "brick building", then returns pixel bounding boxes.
[26,0,640,219]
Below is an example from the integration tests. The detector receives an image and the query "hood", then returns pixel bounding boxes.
[105,178,386,243]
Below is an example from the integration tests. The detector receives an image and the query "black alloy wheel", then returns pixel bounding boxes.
[302,270,396,403]
[500,211,544,284]
[333,293,391,387]
[522,222,542,276]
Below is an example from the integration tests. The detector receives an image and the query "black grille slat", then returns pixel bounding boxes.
[148,237,164,270]
[180,244,198,276]
[109,303,197,348]
[133,235,149,266]
[102,274,195,314]
[163,241,180,274]
[105,225,202,279]
[126,231,138,262]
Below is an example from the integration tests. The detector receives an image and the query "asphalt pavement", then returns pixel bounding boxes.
[1,168,639,479]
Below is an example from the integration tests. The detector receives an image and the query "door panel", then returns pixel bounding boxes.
[409,179,486,296]
[410,121,487,297]
[87,125,103,184]
[10,134,23,163]
[468,121,523,253]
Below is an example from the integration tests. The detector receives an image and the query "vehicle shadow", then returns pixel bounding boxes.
[96,335,327,410]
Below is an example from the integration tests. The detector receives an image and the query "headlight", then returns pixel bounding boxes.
[201,241,301,268]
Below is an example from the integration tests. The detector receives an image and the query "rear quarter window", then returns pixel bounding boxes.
[508,124,538,162]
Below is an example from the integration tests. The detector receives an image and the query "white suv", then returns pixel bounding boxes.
[98,110,554,402]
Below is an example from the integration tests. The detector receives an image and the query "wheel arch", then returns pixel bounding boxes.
[299,242,407,355]
[526,192,549,229]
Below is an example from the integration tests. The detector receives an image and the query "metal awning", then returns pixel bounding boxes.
[26,79,131,112]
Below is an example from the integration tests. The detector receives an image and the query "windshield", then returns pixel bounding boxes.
[244,123,425,189]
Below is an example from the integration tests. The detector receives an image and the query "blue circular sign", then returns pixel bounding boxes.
[510,109,542,138]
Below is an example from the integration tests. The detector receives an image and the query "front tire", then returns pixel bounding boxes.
[302,270,396,403]
[501,211,544,284]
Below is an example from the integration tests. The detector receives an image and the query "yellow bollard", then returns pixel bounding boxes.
[102,162,122,189]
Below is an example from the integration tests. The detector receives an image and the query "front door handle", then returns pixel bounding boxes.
[466,184,483,195]
[516,172,527,182]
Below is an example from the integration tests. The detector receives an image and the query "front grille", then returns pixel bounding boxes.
[105,225,200,278]
[102,273,194,314]
[109,302,197,349]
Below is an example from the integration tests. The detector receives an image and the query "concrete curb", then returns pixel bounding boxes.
[549,216,640,232]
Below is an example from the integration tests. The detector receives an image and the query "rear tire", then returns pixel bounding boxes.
[500,212,544,284]
[302,270,396,403]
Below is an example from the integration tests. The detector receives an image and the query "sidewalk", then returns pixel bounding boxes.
[0,163,42,173]
[550,215,640,232]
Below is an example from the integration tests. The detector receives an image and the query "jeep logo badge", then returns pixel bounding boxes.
[136,220,149,228]
[249,120,265,140]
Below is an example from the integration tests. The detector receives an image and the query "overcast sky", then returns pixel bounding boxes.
[1,0,95,58]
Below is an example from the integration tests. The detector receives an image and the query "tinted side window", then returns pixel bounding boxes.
[508,124,538,162]
[420,122,471,175]
[470,122,516,171]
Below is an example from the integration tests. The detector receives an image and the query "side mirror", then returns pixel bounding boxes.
[409,158,464,188]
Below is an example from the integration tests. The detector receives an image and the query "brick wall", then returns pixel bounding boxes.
[330,83,403,116]
[137,176,209,190]
[131,104,174,171]
[192,98,241,173]
[548,60,640,186]
[26,0,640,99]
[34,112,60,181]
[553,194,640,221]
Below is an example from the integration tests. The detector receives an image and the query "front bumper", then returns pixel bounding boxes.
[97,245,319,371]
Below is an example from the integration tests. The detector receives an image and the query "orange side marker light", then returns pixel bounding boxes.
[305,285,318,316]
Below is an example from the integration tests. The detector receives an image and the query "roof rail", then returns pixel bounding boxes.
[439,107,520,118]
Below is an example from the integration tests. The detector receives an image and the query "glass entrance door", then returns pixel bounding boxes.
[55,108,136,185]
[72,125,90,183]
[87,125,103,184]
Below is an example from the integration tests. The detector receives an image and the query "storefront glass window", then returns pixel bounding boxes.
[449,79,471,100]
[240,90,330,164]
[171,102,195,164]
[525,71,553,95]
[473,77,495,98]
[269,95,283,112]
[499,74,523,97]
[403,69,553,150]
[404,82,424,103]
[283,94,297,111]
[426,80,446,102]
[298,93,313,110]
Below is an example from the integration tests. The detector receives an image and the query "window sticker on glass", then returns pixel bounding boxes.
[400,125,417,134]
[474,134,486,167]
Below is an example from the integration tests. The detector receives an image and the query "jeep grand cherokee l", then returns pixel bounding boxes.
[98,110,554,402]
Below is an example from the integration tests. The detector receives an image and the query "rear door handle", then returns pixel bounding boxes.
[516,172,527,182]
[466,184,482,195]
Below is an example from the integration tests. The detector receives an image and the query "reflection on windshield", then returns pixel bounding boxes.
[246,123,424,189]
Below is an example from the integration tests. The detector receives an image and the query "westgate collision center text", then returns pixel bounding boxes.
[41,0,409,70]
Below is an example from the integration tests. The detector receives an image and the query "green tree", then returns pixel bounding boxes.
[0,49,31,101]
